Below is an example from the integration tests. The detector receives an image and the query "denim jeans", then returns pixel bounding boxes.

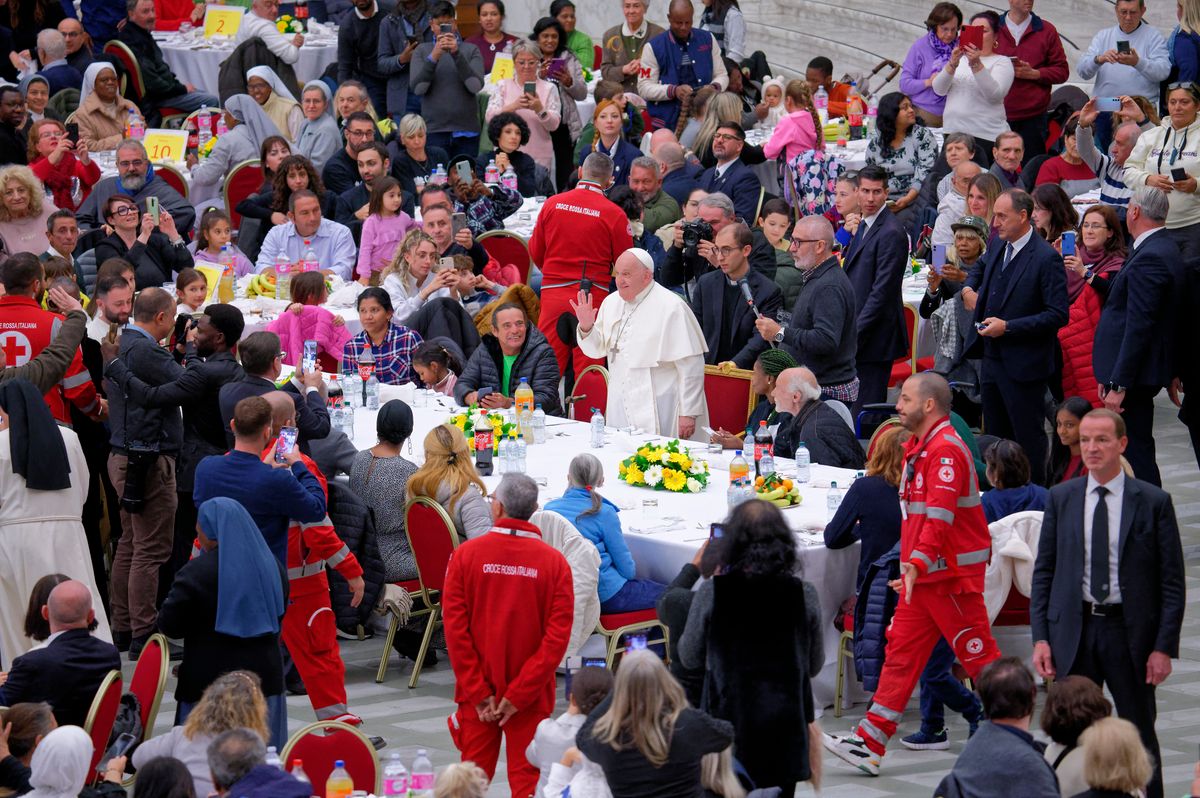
[919,637,983,734]
[600,578,667,614]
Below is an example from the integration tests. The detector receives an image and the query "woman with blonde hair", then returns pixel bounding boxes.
[0,164,56,254]
[408,424,492,542]
[1074,717,1153,798]
[381,228,457,325]
[578,650,731,797]
[131,671,270,797]
[965,171,1002,228]
[432,762,489,798]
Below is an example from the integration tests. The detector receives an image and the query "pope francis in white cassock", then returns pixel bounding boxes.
[572,248,709,440]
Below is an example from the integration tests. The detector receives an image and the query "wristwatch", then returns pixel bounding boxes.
[1106,382,1125,393]
[773,325,787,344]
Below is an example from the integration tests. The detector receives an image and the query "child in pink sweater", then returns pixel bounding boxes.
[357,177,418,285]
[763,79,823,164]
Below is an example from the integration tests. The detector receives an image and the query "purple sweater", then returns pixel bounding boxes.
[900,33,951,116]
[357,211,418,278]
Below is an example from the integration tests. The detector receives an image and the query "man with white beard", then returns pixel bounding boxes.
[571,248,709,439]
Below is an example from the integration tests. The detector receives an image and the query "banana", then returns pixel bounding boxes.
[758,486,787,501]
[771,498,791,508]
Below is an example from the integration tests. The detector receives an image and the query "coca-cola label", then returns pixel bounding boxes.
[475,429,493,452]
[295,3,308,17]
[358,363,374,381]
[754,442,772,461]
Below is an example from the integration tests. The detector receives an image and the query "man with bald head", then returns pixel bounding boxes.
[106,286,186,659]
[0,581,121,726]
[654,140,702,206]
[772,366,864,468]
[751,216,859,400]
[257,391,367,726]
[826,372,999,776]
[57,19,94,74]
[571,248,709,439]
[638,0,729,131]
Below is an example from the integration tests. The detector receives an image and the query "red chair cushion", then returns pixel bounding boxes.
[286,728,376,792]
[842,612,854,632]
[406,503,457,593]
[571,370,608,422]
[994,589,1031,627]
[599,609,659,629]
[916,356,935,372]
[226,163,264,230]
[478,235,531,285]
[87,677,123,776]
[129,638,164,732]
[703,370,755,436]
[889,362,913,387]
[393,579,421,592]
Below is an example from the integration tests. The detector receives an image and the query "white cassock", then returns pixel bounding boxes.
[578,281,709,439]
[0,425,112,668]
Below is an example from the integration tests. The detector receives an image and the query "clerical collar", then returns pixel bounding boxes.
[577,180,606,194]
[354,1,378,18]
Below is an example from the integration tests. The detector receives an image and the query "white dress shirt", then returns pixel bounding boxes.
[236,12,301,64]
[1082,470,1125,604]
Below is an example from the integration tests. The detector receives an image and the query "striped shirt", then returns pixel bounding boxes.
[1076,121,1153,209]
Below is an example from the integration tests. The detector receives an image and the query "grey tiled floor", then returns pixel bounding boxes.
[131,397,1200,797]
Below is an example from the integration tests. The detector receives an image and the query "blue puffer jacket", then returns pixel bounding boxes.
[544,487,636,603]
[853,543,900,692]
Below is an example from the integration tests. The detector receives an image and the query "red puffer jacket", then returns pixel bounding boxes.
[1058,285,1104,407]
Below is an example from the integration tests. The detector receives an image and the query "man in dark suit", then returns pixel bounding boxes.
[218,331,330,451]
[1031,409,1185,798]
[962,188,1068,484]
[697,122,762,223]
[691,222,782,369]
[34,30,83,95]
[1093,188,1180,487]
[655,140,702,206]
[0,581,120,726]
[839,165,908,413]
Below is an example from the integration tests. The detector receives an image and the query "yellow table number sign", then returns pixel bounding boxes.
[204,4,244,37]
[489,52,514,84]
[143,129,189,164]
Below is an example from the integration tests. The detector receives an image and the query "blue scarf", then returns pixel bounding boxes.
[197,497,285,637]
[116,163,157,198]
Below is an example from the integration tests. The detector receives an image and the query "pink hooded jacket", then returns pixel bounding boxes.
[267,305,353,366]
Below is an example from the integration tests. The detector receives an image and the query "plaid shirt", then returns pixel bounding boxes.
[820,376,860,404]
[340,324,423,385]
[458,184,523,236]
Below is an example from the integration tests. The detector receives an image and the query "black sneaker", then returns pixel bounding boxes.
[369,736,387,751]
[128,634,149,661]
[286,674,308,696]
[112,630,132,652]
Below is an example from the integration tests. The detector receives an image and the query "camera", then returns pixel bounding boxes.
[120,448,159,514]
[680,218,714,256]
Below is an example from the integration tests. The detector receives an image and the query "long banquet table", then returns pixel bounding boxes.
[341,382,870,710]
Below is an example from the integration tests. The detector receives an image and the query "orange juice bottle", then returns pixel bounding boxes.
[325,760,353,798]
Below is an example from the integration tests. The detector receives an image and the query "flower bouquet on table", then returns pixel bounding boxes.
[447,406,513,452]
[275,14,304,33]
[618,439,709,493]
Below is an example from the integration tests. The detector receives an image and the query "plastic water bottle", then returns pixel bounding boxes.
[814,84,829,125]
[410,750,434,798]
[275,254,292,301]
[531,403,546,444]
[216,113,228,137]
[796,442,811,483]
[382,753,408,798]
[431,163,446,185]
[127,109,144,139]
[496,434,509,474]
[866,94,879,136]
[325,759,353,798]
[514,431,527,473]
[758,447,775,480]
[501,164,518,191]
[827,480,844,520]
[300,240,318,272]
[197,104,213,154]
[365,373,380,409]
[484,159,501,184]
[291,760,310,784]
[729,449,749,485]
[341,401,356,437]
[590,407,605,448]
[264,746,282,769]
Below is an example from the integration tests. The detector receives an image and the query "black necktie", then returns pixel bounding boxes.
[1091,486,1110,603]
[847,221,866,259]
[1001,243,1014,273]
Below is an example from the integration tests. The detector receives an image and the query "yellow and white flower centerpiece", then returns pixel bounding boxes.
[618,439,709,493]
[447,406,512,451]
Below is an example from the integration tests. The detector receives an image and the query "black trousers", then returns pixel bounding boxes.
[853,360,893,416]
[1070,610,1163,798]
[1120,386,1161,486]
[980,366,1049,484]
[1009,113,1049,164]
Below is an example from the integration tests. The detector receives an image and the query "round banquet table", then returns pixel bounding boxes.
[155,31,338,97]
[335,382,871,711]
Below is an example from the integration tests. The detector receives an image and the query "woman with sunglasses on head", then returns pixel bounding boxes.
[1125,80,1200,259]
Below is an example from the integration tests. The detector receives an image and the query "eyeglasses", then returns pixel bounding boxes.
[1080,222,1108,231]
[118,159,147,169]
[61,30,82,37]
[714,246,743,257]
[108,205,137,217]
[38,130,62,140]
[346,128,374,138]
[789,238,824,245]
[712,132,742,142]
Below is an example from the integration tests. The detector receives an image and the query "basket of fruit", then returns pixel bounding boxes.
[754,473,801,508]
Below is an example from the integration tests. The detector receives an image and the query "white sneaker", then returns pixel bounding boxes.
[822,730,881,776]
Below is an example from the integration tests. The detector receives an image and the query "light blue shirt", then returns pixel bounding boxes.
[1078,21,1172,102]
[254,217,358,281]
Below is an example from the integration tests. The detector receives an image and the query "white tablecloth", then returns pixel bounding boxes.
[156,32,338,97]
[339,387,868,709]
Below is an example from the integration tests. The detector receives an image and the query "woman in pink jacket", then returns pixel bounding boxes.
[267,271,353,369]
[763,80,823,164]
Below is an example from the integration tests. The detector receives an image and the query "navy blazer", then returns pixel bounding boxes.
[1030,476,1185,682]
[840,206,909,363]
[1093,229,1180,390]
[662,163,701,206]
[698,159,762,223]
[0,629,121,727]
[38,63,83,95]
[965,230,1068,380]
[690,267,783,369]
[218,374,331,451]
